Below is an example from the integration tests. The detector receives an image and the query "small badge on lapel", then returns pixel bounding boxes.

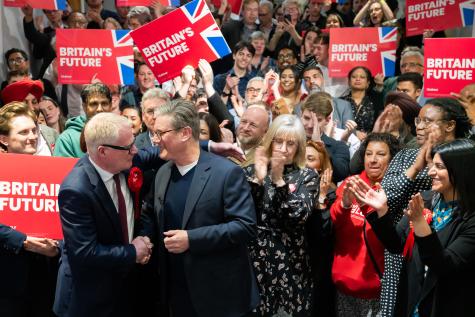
[128,167,143,220]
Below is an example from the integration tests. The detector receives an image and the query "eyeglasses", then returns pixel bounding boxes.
[101,139,136,154]
[414,117,447,127]
[87,100,112,111]
[246,87,262,94]
[401,62,423,69]
[43,9,59,14]
[8,57,25,65]
[151,127,185,141]
[258,13,269,16]
[278,54,294,61]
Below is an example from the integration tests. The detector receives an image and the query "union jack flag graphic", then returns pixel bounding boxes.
[113,30,135,85]
[378,27,397,76]
[460,0,475,25]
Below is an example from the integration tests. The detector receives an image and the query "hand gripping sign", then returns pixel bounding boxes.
[56,29,135,85]
[131,0,231,84]
[328,27,397,78]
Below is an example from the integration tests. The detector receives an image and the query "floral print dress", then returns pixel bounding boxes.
[244,164,319,317]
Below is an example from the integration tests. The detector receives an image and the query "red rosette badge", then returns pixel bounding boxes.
[127,167,143,220]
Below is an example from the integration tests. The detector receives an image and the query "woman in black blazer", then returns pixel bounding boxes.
[348,139,475,317]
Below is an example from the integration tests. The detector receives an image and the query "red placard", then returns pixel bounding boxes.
[56,29,134,85]
[131,0,231,84]
[0,154,78,239]
[3,0,66,9]
[424,38,475,97]
[328,27,397,78]
[406,0,475,36]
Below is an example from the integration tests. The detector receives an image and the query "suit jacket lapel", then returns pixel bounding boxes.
[155,162,172,232]
[83,156,123,239]
[182,152,211,228]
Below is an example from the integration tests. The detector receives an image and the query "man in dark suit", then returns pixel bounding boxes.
[54,113,153,317]
[141,99,259,317]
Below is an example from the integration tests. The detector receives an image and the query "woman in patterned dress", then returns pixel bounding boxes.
[379,98,472,316]
[243,114,319,316]
[354,139,475,317]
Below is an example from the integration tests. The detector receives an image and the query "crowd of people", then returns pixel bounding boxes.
[1,0,475,317]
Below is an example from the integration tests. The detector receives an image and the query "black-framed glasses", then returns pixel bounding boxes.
[101,138,136,154]
[151,127,185,141]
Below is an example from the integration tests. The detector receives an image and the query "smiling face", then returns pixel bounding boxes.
[136,64,155,92]
[414,104,452,146]
[428,153,453,199]
[280,68,297,94]
[1,115,38,155]
[364,141,391,182]
[233,47,253,71]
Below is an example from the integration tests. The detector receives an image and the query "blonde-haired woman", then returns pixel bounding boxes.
[243,114,319,316]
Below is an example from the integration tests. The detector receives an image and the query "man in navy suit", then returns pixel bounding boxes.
[141,99,259,317]
[54,113,153,317]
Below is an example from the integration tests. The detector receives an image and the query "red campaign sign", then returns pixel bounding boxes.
[424,38,475,97]
[211,0,243,17]
[131,0,231,84]
[56,29,135,85]
[406,0,475,36]
[0,154,77,239]
[3,0,66,9]
[328,27,397,78]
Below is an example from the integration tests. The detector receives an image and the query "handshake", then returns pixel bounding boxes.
[131,236,153,264]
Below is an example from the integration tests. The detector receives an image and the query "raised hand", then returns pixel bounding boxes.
[319,168,333,198]
[349,177,388,216]
[270,149,286,186]
[254,146,269,183]
[404,193,425,222]
[209,141,245,162]
[311,112,322,142]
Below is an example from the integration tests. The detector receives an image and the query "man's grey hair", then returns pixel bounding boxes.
[250,31,267,43]
[401,46,424,61]
[247,76,265,88]
[259,0,274,12]
[156,99,200,141]
[85,113,131,155]
[141,87,170,109]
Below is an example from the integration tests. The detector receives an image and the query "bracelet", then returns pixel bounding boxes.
[221,91,231,97]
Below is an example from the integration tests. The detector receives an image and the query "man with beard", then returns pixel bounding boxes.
[236,104,269,166]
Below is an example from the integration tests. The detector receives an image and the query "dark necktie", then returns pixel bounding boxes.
[113,174,129,244]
